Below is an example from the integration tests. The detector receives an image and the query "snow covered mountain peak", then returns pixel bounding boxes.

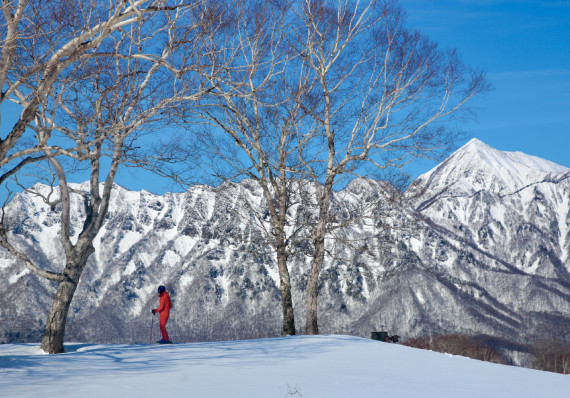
[416,138,569,195]
[460,138,567,174]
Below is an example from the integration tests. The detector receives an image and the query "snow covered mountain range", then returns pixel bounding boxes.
[1,138,569,366]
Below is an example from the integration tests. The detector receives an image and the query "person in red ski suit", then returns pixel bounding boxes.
[152,285,172,343]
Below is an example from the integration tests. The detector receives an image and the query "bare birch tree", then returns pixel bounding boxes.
[287,0,489,334]
[0,0,191,183]
[0,0,213,353]
[185,0,311,336]
[182,0,488,336]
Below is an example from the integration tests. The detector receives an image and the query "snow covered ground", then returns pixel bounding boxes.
[0,335,568,397]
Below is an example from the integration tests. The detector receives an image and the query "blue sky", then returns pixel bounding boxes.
[2,1,569,199]
[399,0,570,173]
[125,0,570,192]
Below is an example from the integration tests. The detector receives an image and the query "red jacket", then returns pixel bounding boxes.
[154,291,172,316]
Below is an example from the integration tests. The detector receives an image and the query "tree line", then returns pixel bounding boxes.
[405,334,570,374]
[0,0,488,353]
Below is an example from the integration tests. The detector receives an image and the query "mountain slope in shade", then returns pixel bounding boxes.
[1,140,569,368]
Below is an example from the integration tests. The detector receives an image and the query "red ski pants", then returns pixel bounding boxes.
[159,312,170,341]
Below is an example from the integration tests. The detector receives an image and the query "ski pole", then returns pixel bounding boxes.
[149,314,155,344]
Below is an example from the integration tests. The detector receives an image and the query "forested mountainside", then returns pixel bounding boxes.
[2,139,569,366]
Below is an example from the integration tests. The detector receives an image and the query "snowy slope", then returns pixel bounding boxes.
[0,335,568,398]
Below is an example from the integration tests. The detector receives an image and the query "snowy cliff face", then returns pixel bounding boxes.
[1,139,569,365]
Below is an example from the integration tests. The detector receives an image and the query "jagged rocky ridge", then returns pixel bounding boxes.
[1,139,569,366]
